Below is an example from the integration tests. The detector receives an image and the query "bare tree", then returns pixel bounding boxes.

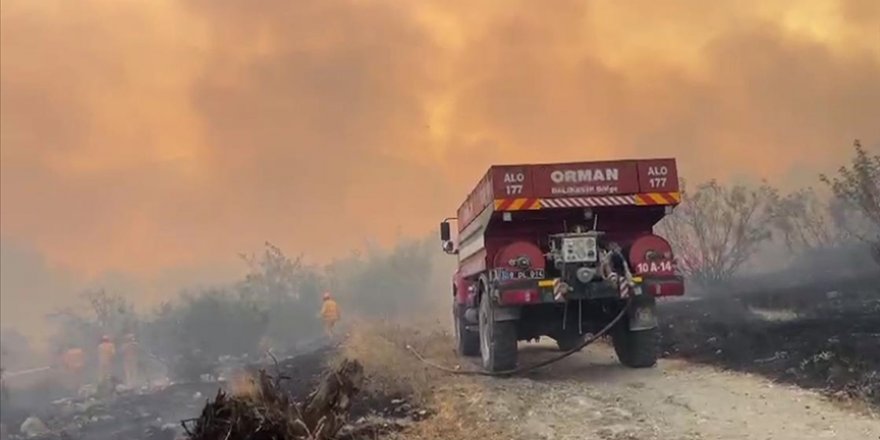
[83,289,137,334]
[820,139,880,263]
[768,187,843,253]
[237,242,324,346]
[658,180,777,286]
[238,242,306,300]
[46,289,137,352]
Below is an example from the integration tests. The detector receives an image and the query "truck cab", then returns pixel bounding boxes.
[439,159,684,372]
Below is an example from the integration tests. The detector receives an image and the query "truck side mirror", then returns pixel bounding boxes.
[440,221,451,242]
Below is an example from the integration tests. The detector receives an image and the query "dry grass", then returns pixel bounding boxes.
[339,318,518,440]
[394,386,515,440]
[339,317,459,404]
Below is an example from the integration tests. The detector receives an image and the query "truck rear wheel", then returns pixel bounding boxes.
[454,304,480,356]
[611,325,658,368]
[479,295,517,372]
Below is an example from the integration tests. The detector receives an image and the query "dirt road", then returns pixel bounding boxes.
[455,342,880,440]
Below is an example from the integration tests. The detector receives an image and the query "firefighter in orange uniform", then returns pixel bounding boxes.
[97,335,116,384]
[61,346,86,390]
[121,334,140,387]
[319,292,341,337]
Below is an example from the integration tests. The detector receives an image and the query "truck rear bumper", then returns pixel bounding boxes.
[495,275,684,306]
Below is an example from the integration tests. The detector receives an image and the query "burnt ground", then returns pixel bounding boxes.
[1,345,418,440]
[657,274,880,408]
[2,378,221,440]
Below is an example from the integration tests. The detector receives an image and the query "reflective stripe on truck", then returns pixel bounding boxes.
[493,192,681,211]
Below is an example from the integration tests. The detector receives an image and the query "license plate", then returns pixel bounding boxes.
[494,269,545,281]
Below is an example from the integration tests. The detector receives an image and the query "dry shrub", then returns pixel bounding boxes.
[186,361,365,440]
[184,371,307,440]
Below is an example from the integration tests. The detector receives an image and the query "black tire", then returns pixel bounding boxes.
[454,304,480,356]
[479,295,518,372]
[554,333,586,352]
[611,325,658,368]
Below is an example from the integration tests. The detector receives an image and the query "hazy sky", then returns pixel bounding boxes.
[1,0,879,330]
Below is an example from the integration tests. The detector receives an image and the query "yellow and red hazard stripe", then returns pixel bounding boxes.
[494,198,542,211]
[634,192,681,206]
[494,192,681,211]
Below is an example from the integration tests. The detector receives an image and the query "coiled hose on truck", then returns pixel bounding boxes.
[406,297,632,377]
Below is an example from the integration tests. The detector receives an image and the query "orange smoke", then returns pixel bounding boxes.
[1,0,878,281]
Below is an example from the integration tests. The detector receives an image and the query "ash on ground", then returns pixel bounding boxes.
[659,274,880,407]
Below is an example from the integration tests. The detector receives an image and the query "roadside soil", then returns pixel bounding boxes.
[436,342,880,440]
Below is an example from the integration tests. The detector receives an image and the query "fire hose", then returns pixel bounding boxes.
[405,297,632,377]
[1,366,52,378]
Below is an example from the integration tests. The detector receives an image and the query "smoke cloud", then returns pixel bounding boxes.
[1,0,879,327]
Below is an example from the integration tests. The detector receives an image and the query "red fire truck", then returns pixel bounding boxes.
[439,159,685,372]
